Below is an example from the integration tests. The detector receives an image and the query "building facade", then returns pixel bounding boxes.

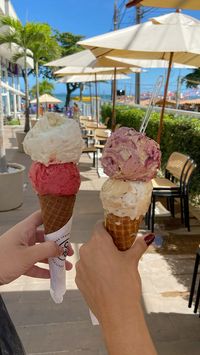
[0,0,33,119]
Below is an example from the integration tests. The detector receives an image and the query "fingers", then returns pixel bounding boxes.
[26,241,62,264]
[28,210,43,227]
[93,220,116,247]
[128,233,155,263]
[35,229,45,243]
[65,260,73,271]
[67,243,74,257]
[24,265,50,279]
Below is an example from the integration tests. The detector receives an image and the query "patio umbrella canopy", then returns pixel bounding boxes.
[54,65,138,76]
[78,12,200,143]
[126,0,200,10]
[58,73,130,83]
[30,93,61,104]
[45,49,136,68]
[46,50,142,129]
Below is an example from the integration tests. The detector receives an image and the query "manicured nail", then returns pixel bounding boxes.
[144,233,155,246]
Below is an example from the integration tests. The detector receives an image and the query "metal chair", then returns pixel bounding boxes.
[188,248,200,316]
[147,153,196,232]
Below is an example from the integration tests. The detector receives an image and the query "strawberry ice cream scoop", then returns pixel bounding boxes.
[29,162,81,196]
[101,127,161,181]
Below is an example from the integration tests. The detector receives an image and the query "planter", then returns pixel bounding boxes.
[15,131,26,153]
[0,163,25,211]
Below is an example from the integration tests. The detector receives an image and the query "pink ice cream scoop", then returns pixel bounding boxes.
[101,127,161,181]
[29,162,81,196]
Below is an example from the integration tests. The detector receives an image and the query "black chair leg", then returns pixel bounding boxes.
[170,197,175,217]
[180,197,184,223]
[151,196,156,232]
[184,194,190,232]
[194,279,200,314]
[188,252,200,308]
[146,203,151,230]
[93,151,96,167]
[167,197,170,211]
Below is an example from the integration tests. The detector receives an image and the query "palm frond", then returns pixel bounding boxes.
[0,15,22,31]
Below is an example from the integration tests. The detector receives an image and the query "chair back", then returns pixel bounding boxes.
[85,121,98,129]
[166,152,190,180]
[95,128,111,141]
[114,123,122,131]
[104,117,111,125]
[182,159,197,193]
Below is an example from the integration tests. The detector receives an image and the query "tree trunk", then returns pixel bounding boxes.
[35,61,40,119]
[65,84,71,107]
[0,62,7,172]
[65,83,80,108]
[24,49,30,133]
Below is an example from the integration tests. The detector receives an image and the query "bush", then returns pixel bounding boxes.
[101,104,200,196]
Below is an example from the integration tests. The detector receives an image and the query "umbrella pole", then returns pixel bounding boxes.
[95,73,99,123]
[111,67,117,131]
[157,52,174,145]
[89,82,93,117]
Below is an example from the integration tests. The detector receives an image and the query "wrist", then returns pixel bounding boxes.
[99,301,157,355]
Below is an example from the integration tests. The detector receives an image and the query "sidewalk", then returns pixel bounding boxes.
[0,126,200,354]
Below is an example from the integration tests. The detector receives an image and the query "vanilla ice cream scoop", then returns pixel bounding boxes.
[23,112,84,166]
[100,178,153,220]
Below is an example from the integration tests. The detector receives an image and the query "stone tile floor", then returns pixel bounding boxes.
[0,126,200,354]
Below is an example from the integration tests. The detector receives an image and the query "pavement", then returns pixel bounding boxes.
[0,125,200,355]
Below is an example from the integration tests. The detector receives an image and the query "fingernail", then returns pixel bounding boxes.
[144,233,155,246]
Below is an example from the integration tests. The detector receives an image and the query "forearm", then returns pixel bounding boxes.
[100,301,157,355]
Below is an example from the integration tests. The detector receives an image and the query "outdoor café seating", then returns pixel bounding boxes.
[188,248,200,316]
[147,152,197,232]
[81,128,110,169]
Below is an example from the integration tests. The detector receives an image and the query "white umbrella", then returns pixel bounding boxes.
[78,12,200,143]
[58,73,130,83]
[45,49,135,68]
[58,73,130,121]
[30,93,61,107]
[54,65,138,76]
[126,0,200,10]
[46,50,141,128]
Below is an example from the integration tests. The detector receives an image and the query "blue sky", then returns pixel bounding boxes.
[11,0,200,99]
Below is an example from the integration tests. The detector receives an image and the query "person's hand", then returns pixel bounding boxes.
[0,211,74,285]
[75,221,154,322]
[75,222,156,355]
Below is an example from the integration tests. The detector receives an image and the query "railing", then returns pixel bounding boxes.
[133,104,200,119]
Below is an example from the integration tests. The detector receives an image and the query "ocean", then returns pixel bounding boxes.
[54,93,111,108]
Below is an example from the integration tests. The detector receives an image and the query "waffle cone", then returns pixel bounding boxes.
[105,213,143,251]
[39,194,76,234]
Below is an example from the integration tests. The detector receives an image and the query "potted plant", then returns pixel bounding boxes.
[0,79,25,211]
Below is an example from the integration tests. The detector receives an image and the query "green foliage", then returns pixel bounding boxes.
[101,104,200,196]
[30,80,54,97]
[53,31,84,56]
[183,68,200,88]
[6,119,20,126]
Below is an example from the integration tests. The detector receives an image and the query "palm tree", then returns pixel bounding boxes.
[26,23,61,118]
[30,79,54,97]
[0,16,45,132]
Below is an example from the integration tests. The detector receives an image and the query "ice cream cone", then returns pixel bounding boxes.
[39,194,76,234]
[105,213,143,251]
